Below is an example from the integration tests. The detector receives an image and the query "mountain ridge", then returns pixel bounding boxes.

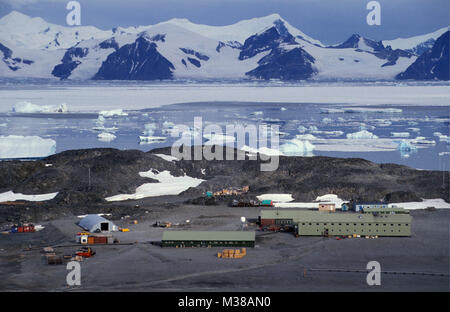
[0,11,447,81]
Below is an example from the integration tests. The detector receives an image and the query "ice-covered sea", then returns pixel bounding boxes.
[0,80,448,171]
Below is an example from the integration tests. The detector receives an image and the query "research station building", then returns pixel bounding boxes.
[260,209,411,237]
[161,231,256,247]
[78,214,118,233]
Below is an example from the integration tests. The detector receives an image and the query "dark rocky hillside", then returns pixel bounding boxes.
[0,147,448,222]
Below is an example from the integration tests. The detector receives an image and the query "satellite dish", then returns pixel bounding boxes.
[240,217,246,223]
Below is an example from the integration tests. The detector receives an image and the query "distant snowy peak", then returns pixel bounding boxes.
[383,26,449,55]
[0,10,112,50]
[332,34,384,52]
[159,14,324,46]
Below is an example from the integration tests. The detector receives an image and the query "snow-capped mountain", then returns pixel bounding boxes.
[0,11,445,81]
[396,31,449,81]
[383,26,449,56]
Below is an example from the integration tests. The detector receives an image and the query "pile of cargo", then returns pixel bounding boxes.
[76,232,117,244]
[213,185,250,197]
[217,248,247,259]
[45,246,96,265]
[10,224,35,233]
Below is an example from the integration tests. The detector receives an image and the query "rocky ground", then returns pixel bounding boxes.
[0,205,448,292]
[0,146,448,224]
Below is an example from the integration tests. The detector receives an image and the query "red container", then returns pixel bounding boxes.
[17,226,24,233]
[260,219,275,226]
[96,236,108,244]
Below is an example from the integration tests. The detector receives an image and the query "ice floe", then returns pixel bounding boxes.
[0,135,56,158]
[433,132,450,144]
[12,101,68,113]
[97,132,116,142]
[391,132,410,138]
[321,107,402,114]
[99,109,128,117]
[346,130,378,139]
[0,190,58,202]
[139,136,167,144]
[105,169,204,201]
[203,133,236,145]
[409,136,436,146]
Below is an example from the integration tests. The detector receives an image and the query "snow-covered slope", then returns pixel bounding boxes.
[155,14,324,46]
[0,11,112,50]
[0,11,433,81]
[383,26,449,55]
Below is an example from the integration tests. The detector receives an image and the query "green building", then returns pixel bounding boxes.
[161,231,255,247]
[260,210,412,237]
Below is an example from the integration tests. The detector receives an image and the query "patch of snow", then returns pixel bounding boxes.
[154,153,180,162]
[0,135,56,158]
[105,169,204,201]
[257,194,294,203]
[389,198,450,210]
[0,190,58,202]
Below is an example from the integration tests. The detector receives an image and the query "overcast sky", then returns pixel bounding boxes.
[0,0,448,44]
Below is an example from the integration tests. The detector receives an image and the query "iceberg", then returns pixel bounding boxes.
[346,130,378,139]
[280,139,314,156]
[298,125,307,133]
[97,132,116,142]
[0,135,56,159]
[12,101,68,113]
[397,140,417,158]
[162,121,175,128]
[143,123,157,136]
